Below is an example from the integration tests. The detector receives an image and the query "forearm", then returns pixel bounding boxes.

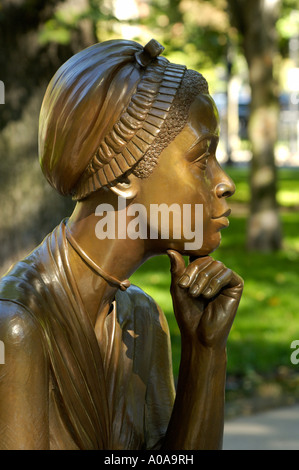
[162,339,227,450]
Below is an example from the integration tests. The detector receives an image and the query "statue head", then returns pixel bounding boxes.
[39,39,209,199]
[39,39,235,256]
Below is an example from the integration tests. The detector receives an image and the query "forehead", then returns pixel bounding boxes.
[187,94,220,141]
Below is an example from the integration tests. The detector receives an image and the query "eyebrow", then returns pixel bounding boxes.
[189,133,219,151]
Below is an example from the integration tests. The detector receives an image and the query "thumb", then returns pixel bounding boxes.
[167,250,186,279]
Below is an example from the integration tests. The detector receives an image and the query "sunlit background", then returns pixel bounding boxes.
[1,0,299,416]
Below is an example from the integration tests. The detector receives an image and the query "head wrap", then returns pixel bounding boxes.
[38,39,191,199]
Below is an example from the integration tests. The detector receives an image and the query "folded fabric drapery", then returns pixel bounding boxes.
[0,220,174,449]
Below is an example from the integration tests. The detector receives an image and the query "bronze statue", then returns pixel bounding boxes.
[0,39,243,450]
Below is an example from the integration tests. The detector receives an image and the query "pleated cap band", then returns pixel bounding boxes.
[74,60,186,200]
[39,39,186,200]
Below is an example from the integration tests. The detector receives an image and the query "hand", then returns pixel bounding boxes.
[167,250,244,351]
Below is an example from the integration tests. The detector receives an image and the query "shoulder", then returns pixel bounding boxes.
[125,284,157,306]
[118,284,159,316]
[116,285,170,334]
[0,300,45,353]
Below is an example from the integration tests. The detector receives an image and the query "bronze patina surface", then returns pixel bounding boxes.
[0,39,243,450]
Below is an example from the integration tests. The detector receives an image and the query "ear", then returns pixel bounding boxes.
[109,174,140,200]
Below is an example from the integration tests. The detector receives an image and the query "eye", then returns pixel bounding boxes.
[194,151,210,170]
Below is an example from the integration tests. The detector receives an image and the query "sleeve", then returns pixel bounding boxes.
[0,300,49,449]
[144,301,176,450]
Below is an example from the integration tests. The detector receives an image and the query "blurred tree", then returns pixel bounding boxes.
[141,0,230,72]
[227,0,283,251]
[0,0,97,275]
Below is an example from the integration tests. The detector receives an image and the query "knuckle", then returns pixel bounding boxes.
[186,264,199,276]
[216,261,224,270]
[201,272,210,280]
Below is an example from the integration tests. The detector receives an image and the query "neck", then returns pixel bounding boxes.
[66,228,131,292]
[66,198,152,328]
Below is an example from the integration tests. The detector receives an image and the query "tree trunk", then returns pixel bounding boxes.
[227,0,282,251]
[0,0,97,275]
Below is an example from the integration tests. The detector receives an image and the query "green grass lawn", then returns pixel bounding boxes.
[130,166,299,383]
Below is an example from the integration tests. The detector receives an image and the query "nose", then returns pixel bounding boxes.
[215,176,235,199]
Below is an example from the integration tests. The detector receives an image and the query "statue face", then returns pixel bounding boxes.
[135,94,235,256]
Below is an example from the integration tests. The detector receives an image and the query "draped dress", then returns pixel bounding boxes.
[0,221,175,449]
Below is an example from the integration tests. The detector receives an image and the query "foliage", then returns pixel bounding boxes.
[278,0,299,42]
[38,1,121,46]
[139,0,229,66]
[33,0,299,90]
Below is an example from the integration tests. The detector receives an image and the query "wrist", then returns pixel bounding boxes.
[181,333,227,357]
[180,336,227,370]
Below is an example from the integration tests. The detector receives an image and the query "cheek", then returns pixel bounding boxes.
[170,166,211,207]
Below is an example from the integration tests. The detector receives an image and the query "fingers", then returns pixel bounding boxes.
[167,250,186,279]
[203,268,233,298]
[178,258,233,299]
[167,251,241,300]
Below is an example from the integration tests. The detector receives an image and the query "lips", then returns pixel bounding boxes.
[211,208,231,230]
[211,209,231,219]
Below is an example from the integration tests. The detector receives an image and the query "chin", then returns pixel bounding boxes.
[179,245,219,258]
[183,234,222,258]
[164,232,222,258]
